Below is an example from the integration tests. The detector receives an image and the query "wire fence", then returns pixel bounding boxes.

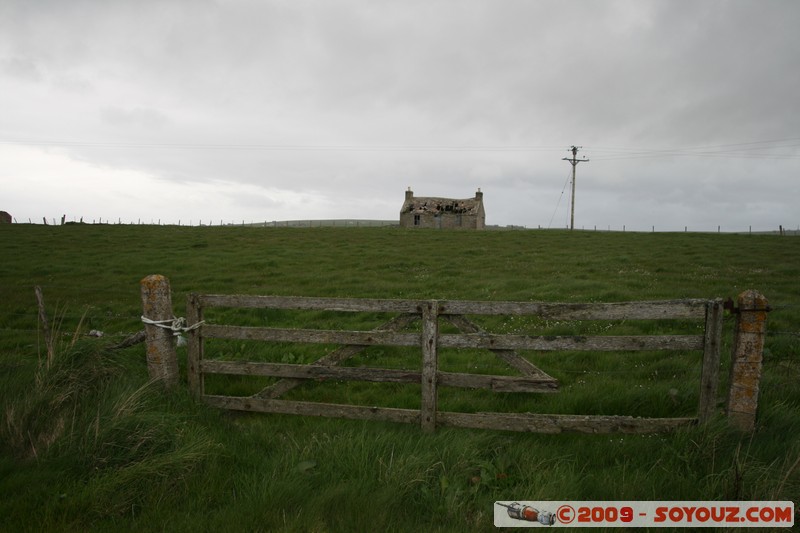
[6,218,799,234]
[10,218,400,228]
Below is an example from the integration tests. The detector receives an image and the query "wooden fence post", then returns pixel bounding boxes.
[186,293,204,399]
[726,290,769,431]
[34,286,55,366]
[420,300,439,432]
[698,299,723,422]
[140,274,179,388]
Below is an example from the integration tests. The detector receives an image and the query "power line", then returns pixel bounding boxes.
[1,137,799,158]
[547,167,573,229]
[0,139,565,153]
[588,138,800,161]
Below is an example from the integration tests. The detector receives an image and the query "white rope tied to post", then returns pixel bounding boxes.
[141,315,205,336]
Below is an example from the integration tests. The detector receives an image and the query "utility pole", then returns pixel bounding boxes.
[562,146,589,230]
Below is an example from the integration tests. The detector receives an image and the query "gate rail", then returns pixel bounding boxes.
[184,294,724,434]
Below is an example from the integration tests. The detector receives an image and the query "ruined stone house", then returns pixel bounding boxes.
[399,188,485,229]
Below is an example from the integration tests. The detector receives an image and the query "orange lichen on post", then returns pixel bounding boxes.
[140,274,179,387]
[726,290,769,431]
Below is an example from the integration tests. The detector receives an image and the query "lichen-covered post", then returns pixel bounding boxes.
[726,290,769,431]
[140,274,179,388]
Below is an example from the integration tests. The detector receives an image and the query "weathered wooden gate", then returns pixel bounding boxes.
[186,295,723,434]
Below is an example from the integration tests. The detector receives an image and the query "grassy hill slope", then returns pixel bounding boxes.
[1,225,798,531]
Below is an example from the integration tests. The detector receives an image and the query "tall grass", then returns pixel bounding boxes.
[1,224,799,531]
[1,330,219,531]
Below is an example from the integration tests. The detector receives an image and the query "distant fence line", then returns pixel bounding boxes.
[551,224,799,236]
[13,217,399,228]
[5,217,798,234]
[258,219,397,228]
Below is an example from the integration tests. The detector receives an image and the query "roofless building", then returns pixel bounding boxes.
[399,188,485,229]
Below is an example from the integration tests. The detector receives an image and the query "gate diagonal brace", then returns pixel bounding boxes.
[253,313,418,399]
[443,314,559,387]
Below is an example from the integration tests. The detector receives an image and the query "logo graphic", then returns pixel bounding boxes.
[494,501,794,528]
[496,502,556,526]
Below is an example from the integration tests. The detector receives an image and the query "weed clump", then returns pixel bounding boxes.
[1,339,220,524]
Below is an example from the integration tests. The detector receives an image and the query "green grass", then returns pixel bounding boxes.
[1,224,799,531]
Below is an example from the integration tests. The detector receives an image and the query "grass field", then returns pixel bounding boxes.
[1,224,799,531]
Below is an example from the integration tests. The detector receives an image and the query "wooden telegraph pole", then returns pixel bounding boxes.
[562,146,589,230]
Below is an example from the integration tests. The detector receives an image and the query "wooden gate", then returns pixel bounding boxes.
[186,295,723,434]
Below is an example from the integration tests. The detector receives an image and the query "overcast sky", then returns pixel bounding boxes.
[2,0,799,231]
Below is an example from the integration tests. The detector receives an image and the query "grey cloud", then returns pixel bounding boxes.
[101,106,170,129]
[1,56,43,82]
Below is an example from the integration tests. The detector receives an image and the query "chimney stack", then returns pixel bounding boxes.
[475,188,483,201]
[405,187,414,201]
